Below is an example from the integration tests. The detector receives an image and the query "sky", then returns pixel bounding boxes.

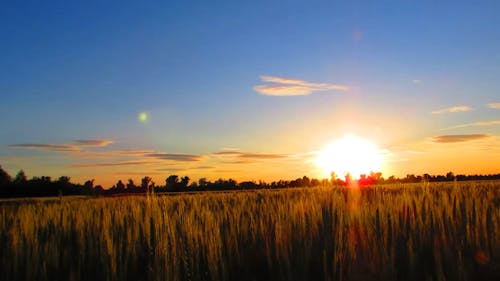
[1,0,499,187]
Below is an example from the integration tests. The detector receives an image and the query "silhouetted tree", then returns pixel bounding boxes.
[310,178,320,187]
[198,178,209,189]
[39,176,52,183]
[0,165,11,187]
[166,175,179,191]
[141,176,153,189]
[240,181,257,189]
[302,176,311,187]
[126,179,136,190]
[80,179,95,195]
[166,175,179,186]
[13,170,27,185]
[84,179,95,189]
[94,185,104,193]
[2,164,500,198]
[57,176,71,184]
[188,181,198,189]
[116,180,125,191]
[180,176,190,188]
[423,174,431,181]
[212,178,237,190]
[370,171,383,183]
[55,176,72,195]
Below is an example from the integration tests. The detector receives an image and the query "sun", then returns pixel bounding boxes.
[316,135,383,179]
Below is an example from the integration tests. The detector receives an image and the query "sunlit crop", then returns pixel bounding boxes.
[0,181,498,280]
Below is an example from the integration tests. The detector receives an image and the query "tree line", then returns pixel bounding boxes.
[1,165,500,198]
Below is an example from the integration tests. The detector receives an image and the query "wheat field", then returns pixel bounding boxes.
[1,181,499,281]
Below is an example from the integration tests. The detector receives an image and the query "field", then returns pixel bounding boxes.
[1,181,499,281]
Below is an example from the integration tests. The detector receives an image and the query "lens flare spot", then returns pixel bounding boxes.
[138,112,149,123]
[475,250,489,265]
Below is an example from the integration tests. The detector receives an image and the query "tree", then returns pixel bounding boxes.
[84,179,95,189]
[198,178,209,188]
[39,176,52,183]
[423,174,431,181]
[116,180,125,191]
[58,176,71,184]
[301,176,310,187]
[126,179,136,190]
[0,165,11,187]
[141,176,155,193]
[166,175,179,186]
[82,179,95,195]
[166,175,179,191]
[370,172,383,182]
[189,181,198,189]
[141,176,153,189]
[311,178,320,187]
[180,176,190,188]
[13,170,27,185]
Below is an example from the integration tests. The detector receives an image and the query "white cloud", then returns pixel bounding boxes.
[432,134,491,143]
[9,139,113,151]
[254,75,348,96]
[431,105,472,114]
[487,102,500,109]
[444,120,500,130]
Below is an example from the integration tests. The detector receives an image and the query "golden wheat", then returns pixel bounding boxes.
[0,181,498,281]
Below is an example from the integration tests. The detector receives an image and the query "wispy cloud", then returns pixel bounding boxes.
[9,139,113,152]
[254,75,349,96]
[487,102,500,109]
[213,151,242,156]
[154,167,186,172]
[9,139,205,165]
[72,160,158,168]
[74,139,114,147]
[444,120,500,130]
[238,153,287,159]
[154,165,215,172]
[8,143,79,151]
[114,171,163,176]
[432,134,491,143]
[222,160,255,164]
[192,166,214,170]
[145,153,203,162]
[213,150,287,160]
[113,150,157,155]
[432,105,472,114]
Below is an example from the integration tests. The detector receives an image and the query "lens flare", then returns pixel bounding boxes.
[138,112,149,123]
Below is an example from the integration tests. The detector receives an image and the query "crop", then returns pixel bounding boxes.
[0,181,498,280]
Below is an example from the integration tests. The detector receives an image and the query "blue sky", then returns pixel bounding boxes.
[1,1,499,186]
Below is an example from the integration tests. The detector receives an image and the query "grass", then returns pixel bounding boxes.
[0,181,499,281]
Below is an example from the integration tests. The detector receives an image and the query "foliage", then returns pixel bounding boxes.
[0,165,11,187]
[0,170,95,198]
[2,163,500,198]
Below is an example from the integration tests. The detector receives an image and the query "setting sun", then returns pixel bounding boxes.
[316,135,383,179]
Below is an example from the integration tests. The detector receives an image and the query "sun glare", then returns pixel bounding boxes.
[316,135,383,179]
